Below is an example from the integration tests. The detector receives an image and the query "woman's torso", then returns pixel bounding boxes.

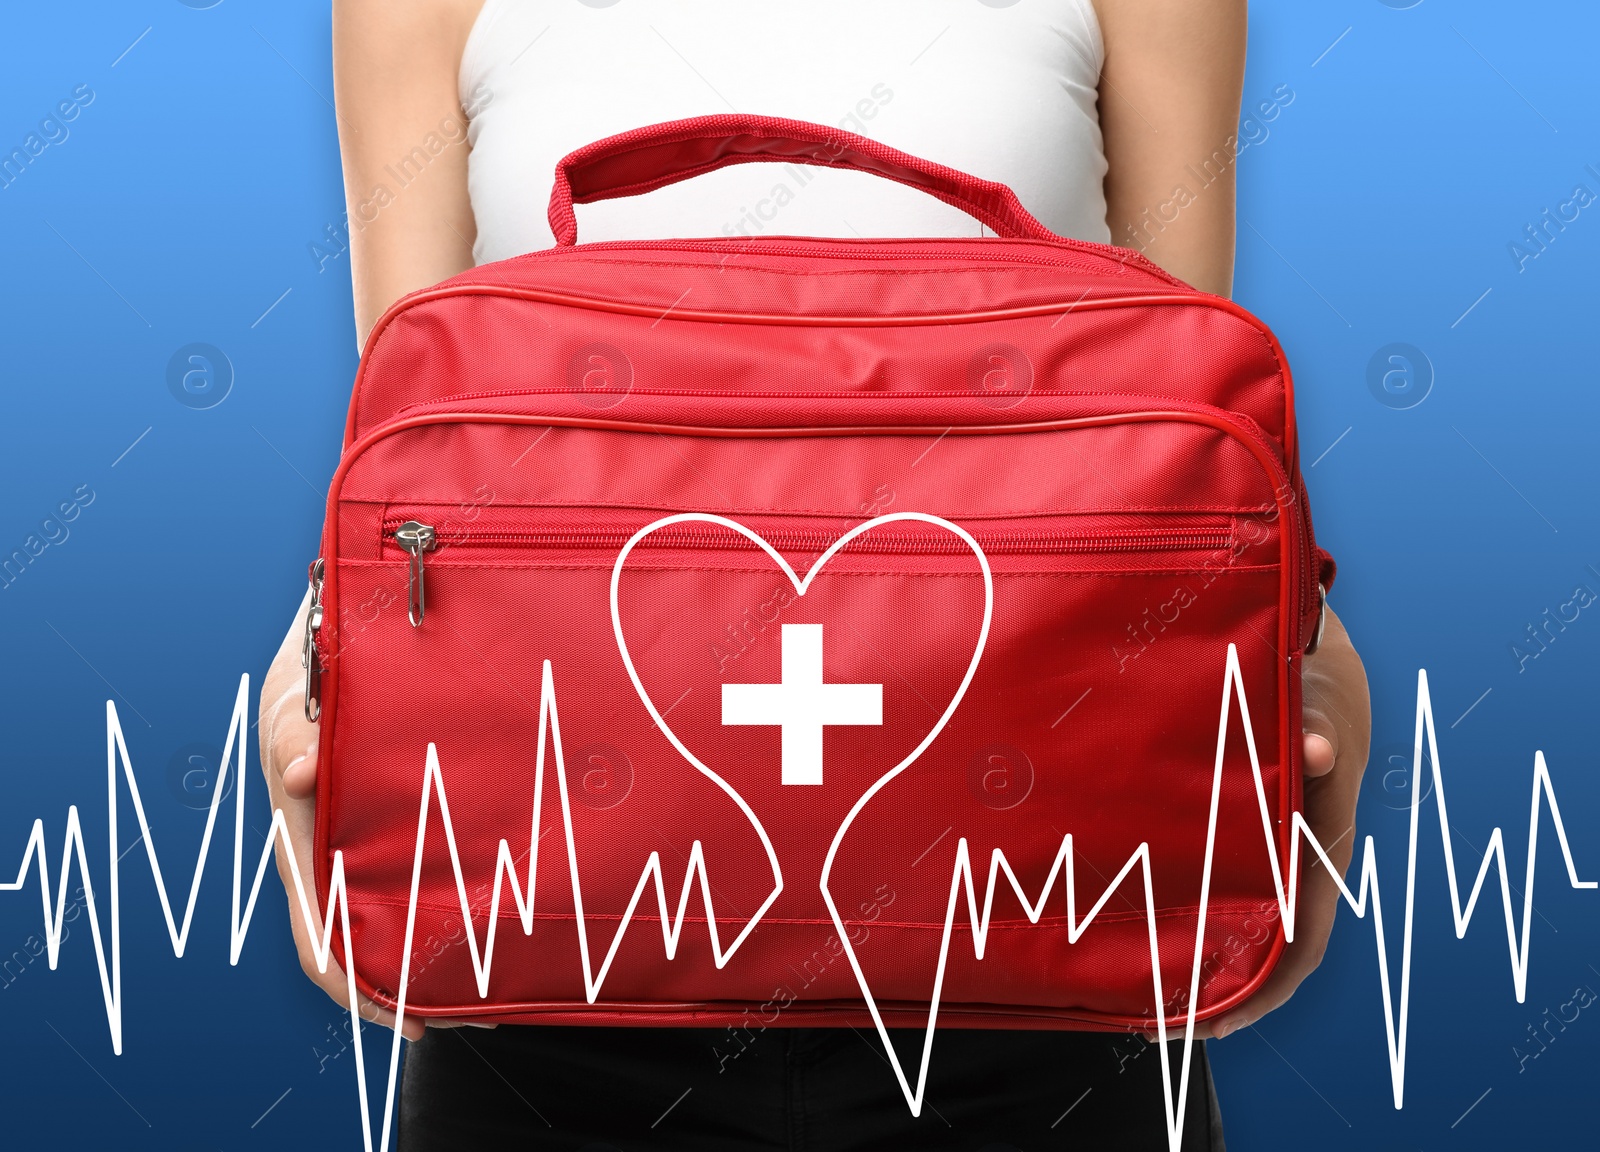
[459,0,1110,261]
[412,11,1227,1150]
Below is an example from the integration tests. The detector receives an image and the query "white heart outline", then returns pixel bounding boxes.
[608,511,993,985]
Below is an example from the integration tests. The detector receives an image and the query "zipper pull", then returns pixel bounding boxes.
[303,557,325,722]
[394,521,438,627]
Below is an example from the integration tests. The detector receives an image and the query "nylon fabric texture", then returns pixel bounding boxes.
[311,115,1333,1036]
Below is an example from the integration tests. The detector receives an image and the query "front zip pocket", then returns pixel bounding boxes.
[380,510,1243,627]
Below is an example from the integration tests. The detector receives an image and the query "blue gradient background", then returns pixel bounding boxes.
[1,0,1596,1146]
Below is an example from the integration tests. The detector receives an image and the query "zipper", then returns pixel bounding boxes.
[302,557,325,721]
[381,519,1234,559]
[391,385,1254,421]
[377,515,1237,627]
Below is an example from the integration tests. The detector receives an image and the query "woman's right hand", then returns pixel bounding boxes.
[258,590,426,1041]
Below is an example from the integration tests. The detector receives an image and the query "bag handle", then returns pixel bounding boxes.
[548,113,1058,247]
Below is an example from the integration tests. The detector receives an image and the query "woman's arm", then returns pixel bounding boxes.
[1094,0,1247,297]
[1095,0,1373,1039]
[258,0,485,1038]
[332,0,484,347]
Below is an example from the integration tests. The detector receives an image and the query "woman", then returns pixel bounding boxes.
[260,1,1371,1147]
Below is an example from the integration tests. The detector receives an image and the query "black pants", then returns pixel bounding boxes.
[399,1025,1225,1151]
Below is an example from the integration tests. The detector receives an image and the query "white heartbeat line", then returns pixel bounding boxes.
[1,652,1594,1152]
[825,646,1597,1151]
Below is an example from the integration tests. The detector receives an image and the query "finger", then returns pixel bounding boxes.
[299,935,429,1041]
[258,589,317,786]
[306,960,427,1041]
[1298,652,1341,777]
[1299,667,1344,781]
[379,1000,428,1042]
[1299,608,1369,781]
[282,744,318,800]
[347,991,427,1042]
[261,665,319,799]
[1302,731,1336,777]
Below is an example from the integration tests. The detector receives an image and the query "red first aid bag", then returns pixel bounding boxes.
[309,115,1333,1035]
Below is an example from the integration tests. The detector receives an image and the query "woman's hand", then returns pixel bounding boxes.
[1206,604,1371,1038]
[258,591,426,1041]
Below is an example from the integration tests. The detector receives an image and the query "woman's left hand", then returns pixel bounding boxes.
[1205,604,1370,1038]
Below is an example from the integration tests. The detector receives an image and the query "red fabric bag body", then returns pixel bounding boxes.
[310,115,1332,1035]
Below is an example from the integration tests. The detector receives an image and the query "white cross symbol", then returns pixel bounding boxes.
[721,623,882,785]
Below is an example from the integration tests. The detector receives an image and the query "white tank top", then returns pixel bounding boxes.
[460,0,1109,264]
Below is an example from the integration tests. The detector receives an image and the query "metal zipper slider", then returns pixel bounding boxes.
[303,557,325,722]
[394,521,438,627]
